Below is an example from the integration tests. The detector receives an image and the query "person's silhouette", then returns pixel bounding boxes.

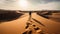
[29,11,32,21]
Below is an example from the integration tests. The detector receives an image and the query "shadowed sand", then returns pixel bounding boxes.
[0,11,24,22]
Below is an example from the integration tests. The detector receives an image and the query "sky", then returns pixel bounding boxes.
[0,0,60,11]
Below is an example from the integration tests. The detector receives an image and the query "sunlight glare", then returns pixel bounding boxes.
[18,0,28,9]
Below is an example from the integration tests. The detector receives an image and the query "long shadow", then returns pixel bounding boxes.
[0,11,24,23]
[32,18,45,27]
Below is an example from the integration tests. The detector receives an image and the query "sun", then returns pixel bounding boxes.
[18,0,28,9]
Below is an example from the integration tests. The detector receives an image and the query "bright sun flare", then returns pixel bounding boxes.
[18,0,28,9]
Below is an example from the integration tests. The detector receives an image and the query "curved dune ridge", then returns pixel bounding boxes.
[0,11,23,22]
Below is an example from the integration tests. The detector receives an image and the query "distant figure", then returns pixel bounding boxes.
[29,11,32,21]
